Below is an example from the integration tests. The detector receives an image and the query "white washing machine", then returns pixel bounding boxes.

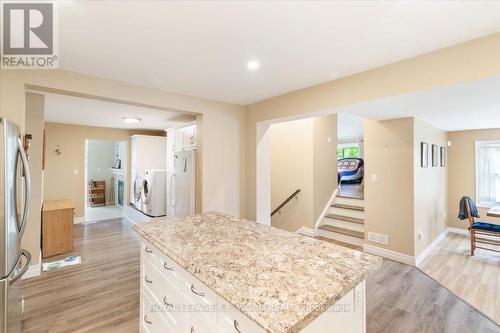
[141,170,167,217]
[132,174,144,210]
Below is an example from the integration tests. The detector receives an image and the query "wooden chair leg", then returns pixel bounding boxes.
[470,229,475,256]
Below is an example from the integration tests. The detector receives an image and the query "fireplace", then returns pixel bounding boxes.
[117,179,124,207]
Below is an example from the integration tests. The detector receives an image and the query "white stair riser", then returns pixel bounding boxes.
[316,228,365,246]
[328,207,364,219]
[335,197,365,207]
[322,218,365,233]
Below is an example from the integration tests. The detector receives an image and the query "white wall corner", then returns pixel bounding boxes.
[314,188,338,231]
[363,244,416,266]
[256,122,272,225]
[415,228,449,267]
[296,227,315,238]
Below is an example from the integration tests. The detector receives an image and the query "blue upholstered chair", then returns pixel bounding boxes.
[337,158,364,187]
[462,198,500,255]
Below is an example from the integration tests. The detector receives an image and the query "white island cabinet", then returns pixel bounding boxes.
[133,212,381,333]
[139,239,366,333]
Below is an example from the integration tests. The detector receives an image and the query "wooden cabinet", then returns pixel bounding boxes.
[88,180,105,206]
[42,199,75,258]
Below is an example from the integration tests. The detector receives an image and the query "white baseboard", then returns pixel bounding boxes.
[447,227,468,235]
[415,229,448,266]
[296,227,315,237]
[363,244,415,266]
[314,189,338,230]
[74,216,85,224]
[366,227,472,267]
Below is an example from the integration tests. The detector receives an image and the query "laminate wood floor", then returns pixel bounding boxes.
[22,218,140,333]
[21,219,500,333]
[419,233,500,325]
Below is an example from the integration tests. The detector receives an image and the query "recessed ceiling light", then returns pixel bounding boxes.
[247,61,260,70]
[122,117,141,123]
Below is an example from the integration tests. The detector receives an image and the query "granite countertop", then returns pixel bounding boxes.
[133,212,382,333]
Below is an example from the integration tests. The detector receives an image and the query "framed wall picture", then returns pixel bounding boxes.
[421,142,428,167]
[440,146,446,167]
[432,144,438,167]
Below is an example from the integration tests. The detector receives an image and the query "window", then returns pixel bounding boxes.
[476,141,500,207]
[337,143,360,159]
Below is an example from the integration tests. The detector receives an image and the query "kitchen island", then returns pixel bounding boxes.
[133,212,382,333]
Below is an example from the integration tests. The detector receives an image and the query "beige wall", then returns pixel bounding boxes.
[270,115,337,232]
[0,69,245,218]
[271,119,314,231]
[44,122,163,217]
[313,115,338,222]
[413,119,448,257]
[245,32,500,224]
[447,128,500,229]
[24,93,45,266]
[364,118,415,256]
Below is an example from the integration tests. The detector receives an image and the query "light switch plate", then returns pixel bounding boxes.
[371,174,378,182]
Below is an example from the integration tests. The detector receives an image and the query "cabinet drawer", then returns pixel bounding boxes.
[188,312,224,333]
[218,298,265,333]
[156,250,183,286]
[141,290,175,333]
[141,240,183,285]
[141,256,186,331]
[141,240,159,264]
[180,271,218,323]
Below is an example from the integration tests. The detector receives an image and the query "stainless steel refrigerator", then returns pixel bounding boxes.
[168,150,195,217]
[0,118,32,333]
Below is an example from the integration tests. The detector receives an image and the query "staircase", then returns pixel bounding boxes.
[316,193,365,246]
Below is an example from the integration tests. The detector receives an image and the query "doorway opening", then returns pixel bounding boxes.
[337,113,365,199]
[84,139,127,222]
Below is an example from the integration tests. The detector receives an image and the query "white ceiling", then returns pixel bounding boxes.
[57,1,500,105]
[44,93,196,130]
[338,114,364,141]
[332,76,500,132]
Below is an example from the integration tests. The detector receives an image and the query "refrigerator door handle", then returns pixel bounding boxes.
[16,138,31,238]
[9,249,31,285]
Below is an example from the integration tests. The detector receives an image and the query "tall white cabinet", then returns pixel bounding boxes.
[130,135,167,205]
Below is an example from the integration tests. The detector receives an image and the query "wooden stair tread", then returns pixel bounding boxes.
[325,214,364,225]
[337,194,364,200]
[318,225,365,239]
[331,203,364,211]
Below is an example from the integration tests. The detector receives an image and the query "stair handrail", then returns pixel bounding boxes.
[271,189,301,217]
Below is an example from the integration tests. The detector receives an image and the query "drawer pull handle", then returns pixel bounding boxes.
[162,296,172,307]
[144,275,152,284]
[190,284,205,297]
[144,315,152,325]
[234,320,244,333]
[163,262,174,271]
[144,247,153,253]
